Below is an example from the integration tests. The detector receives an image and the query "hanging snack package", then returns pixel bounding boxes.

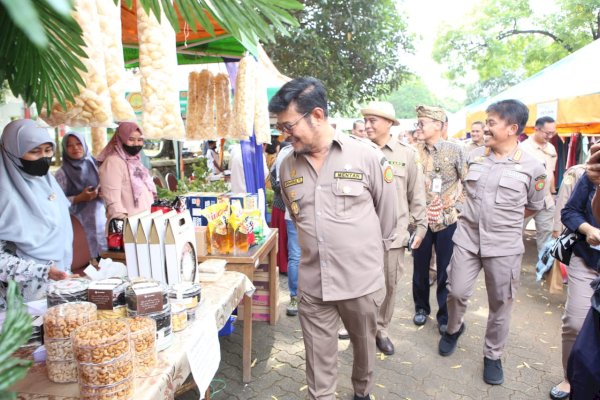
[232,56,257,139]
[186,70,216,140]
[254,63,271,144]
[95,0,136,121]
[41,0,113,127]
[91,127,107,157]
[136,3,185,140]
[215,73,233,137]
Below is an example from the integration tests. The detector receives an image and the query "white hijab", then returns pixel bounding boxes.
[0,119,72,269]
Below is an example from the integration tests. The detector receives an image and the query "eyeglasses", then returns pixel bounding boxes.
[275,112,309,134]
[540,130,557,136]
[414,120,436,129]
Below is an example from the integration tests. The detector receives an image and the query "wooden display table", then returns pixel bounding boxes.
[198,228,279,325]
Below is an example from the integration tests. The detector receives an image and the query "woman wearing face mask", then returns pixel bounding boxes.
[98,122,156,222]
[0,119,73,307]
[55,132,107,258]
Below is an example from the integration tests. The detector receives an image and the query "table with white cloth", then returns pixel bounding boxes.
[12,271,255,399]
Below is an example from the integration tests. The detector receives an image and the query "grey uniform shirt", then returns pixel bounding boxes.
[381,137,427,247]
[280,132,398,301]
[453,146,546,257]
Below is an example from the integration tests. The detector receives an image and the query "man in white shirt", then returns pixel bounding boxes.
[206,140,222,175]
[519,116,558,252]
[229,142,269,193]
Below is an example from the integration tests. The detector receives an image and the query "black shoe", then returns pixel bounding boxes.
[438,324,448,335]
[413,309,428,326]
[376,336,395,355]
[549,385,569,400]
[483,357,504,385]
[353,394,371,400]
[438,323,465,356]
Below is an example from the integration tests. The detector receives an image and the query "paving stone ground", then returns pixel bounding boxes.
[179,231,566,399]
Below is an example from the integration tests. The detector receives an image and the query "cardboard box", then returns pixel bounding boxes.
[123,211,150,278]
[228,193,259,210]
[135,211,162,279]
[184,192,226,226]
[194,226,208,256]
[149,210,177,284]
[164,212,198,285]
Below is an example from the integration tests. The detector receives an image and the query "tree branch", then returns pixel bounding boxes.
[497,29,574,52]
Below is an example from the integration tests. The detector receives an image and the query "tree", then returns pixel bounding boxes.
[0,0,302,114]
[433,0,600,102]
[385,77,461,119]
[263,0,414,115]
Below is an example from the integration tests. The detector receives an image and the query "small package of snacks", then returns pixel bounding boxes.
[167,283,201,322]
[88,278,128,320]
[71,319,130,364]
[46,278,90,307]
[46,359,78,383]
[44,302,97,339]
[232,56,256,139]
[79,376,134,400]
[171,303,188,332]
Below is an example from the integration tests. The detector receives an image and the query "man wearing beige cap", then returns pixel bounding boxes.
[362,101,427,355]
[412,105,467,335]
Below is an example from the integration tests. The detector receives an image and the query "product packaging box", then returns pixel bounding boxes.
[164,212,198,285]
[135,211,163,279]
[123,210,150,278]
[184,192,226,226]
[149,210,177,284]
[228,193,259,210]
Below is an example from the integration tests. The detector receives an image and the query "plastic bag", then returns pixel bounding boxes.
[41,0,113,127]
[96,0,136,121]
[232,56,256,139]
[136,3,185,140]
[215,73,233,137]
[186,70,216,140]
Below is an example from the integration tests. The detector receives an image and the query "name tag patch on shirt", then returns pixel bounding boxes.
[389,161,405,167]
[502,169,529,184]
[333,171,364,180]
[284,177,304,188]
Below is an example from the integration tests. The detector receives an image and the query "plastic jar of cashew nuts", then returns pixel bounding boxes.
[71,319,131,364]
[46,278,90,307]
[44,302,97,339]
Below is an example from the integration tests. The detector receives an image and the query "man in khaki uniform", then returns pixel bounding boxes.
[465,121,485,154]
[439,99,546,385]
[520,116,558,253]
[269,77,398,400]
[362,101,427,355]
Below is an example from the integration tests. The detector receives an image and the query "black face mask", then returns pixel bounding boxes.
[19,157,52,176]
[123,144,143,156]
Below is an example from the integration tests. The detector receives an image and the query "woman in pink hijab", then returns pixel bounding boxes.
[98,122,156,222]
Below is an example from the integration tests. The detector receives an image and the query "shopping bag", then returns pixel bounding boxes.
[550,228,580,265]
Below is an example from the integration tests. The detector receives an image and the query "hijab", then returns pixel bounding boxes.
[59,131,100,197]
[97,122,156,206]
[0,119,73,269]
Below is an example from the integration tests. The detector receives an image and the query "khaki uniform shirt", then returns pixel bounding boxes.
[415,140,467,232]
[280,132,398,301]
[453,146,546,257]
[465,140,483,155]
[519,137,557,208]
[553,164,587,232]
[381,136,427,247]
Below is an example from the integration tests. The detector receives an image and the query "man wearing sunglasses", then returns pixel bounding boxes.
[269,77,398,400]
[519,116,558,253]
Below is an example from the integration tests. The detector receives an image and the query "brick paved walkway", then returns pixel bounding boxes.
[180,231,566,399]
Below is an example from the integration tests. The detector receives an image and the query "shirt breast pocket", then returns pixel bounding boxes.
[496,176,527,208]
[465,170,482,199]
[393,167,405,190]
[331,181,365,219]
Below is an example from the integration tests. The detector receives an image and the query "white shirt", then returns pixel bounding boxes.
[229,144,269,193]
[274,145,294,220]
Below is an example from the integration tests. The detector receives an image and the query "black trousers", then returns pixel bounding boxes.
[412,223,457,325]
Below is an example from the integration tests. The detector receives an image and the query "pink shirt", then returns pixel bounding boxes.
[99,155,154,221]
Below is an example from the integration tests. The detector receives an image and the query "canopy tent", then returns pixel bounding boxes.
[120,2,255,67]
[451,39,600,138]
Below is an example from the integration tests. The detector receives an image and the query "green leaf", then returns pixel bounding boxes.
[0,0,48,48]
